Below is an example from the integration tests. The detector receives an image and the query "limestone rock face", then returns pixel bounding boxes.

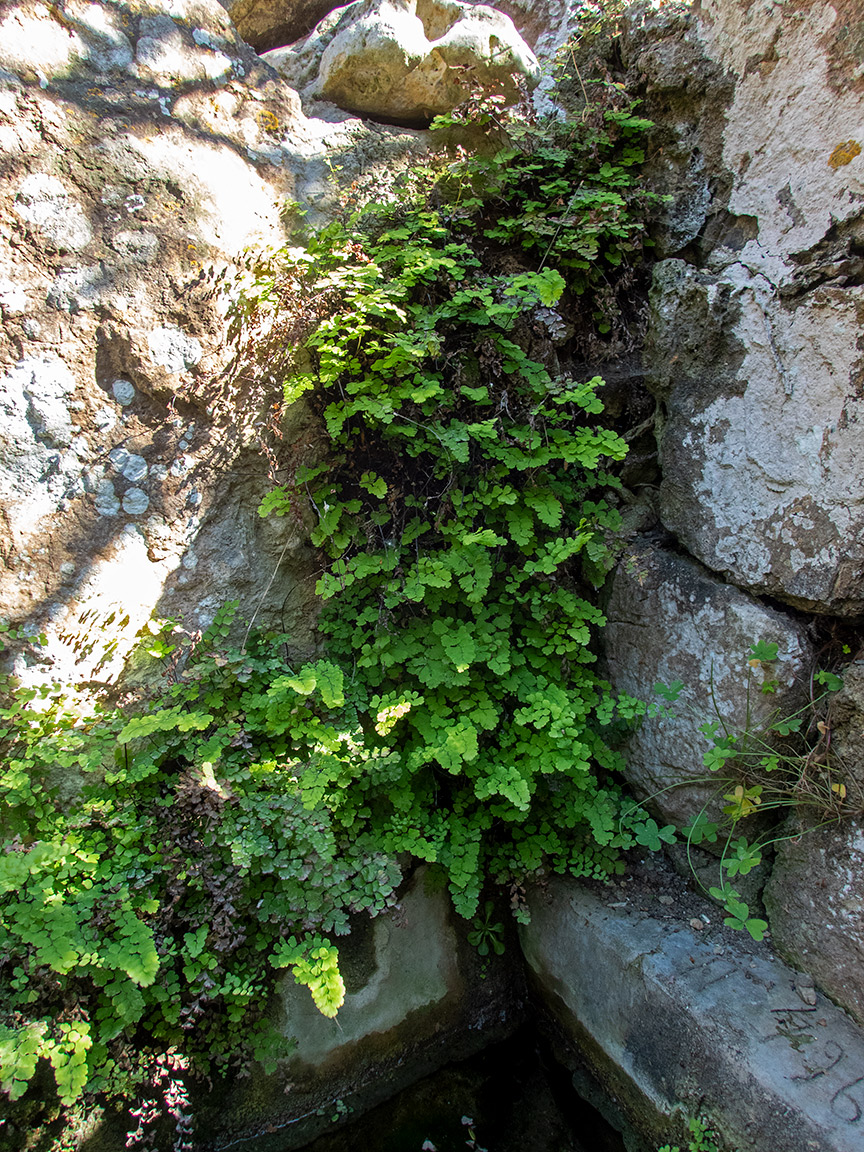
[0,0,430,684]
[647,255,864,616]
[604,540,812,828]
[220,0,339,52]
[645,1,864,615]
[264,0,540,124]
[765,819,864,1028]
[829,660,864,794]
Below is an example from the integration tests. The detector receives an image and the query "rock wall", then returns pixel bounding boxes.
[3,0,864,1147]
[0,0,434,684]
[641,0,864,616]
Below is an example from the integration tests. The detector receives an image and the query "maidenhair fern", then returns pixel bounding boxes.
[0,73,663,1136]
[243,92,660,917]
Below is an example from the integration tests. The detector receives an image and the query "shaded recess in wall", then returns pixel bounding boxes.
[224,0,341,52]
[296,1024,626,1152]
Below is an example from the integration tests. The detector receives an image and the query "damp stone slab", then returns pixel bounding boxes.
[187,867,525,1152]
[520,878,864,1152]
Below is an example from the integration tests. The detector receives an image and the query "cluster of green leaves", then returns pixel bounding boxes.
[432,83,659,336]
[467,901,506,958]
[633,641,849,941]
[467,109,652,295]
[0,81,664,1126]
[692,645,847,940]
[249,108,663,919]
[658,1115,723,1152]
[272,937,345,1018]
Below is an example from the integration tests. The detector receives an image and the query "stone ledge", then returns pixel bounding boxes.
[520,876,864,1152]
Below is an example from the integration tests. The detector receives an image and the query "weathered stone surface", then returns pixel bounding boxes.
[644,1,864,614]
[603,539,812,828]
[765,818,864,1029]
[264,0,540,124]
[647,257,864,616]
[697,0,864,255]
[830,659,864,794]
[521,876,864,1152]
[0,0,431,684]
[492,0,572,48]
[220,0,578,57]
[618,3,735,260]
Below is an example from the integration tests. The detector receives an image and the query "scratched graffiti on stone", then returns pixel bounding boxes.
[832,1076,864,1124]
[683,957,739,993]
[793,1039,845,1083]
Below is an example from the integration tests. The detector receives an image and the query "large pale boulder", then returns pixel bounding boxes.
[220,0,574,55]
[644,1,864,615]
[264,0,540,124]
[604,539,812,828]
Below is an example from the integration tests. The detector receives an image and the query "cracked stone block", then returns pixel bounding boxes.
[647,257,864,614]
[603,539,812,829]
[643,0,864,615]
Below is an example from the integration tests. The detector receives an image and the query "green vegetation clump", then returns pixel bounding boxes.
[0,74,666,1141]
[658,1114,722,1152]
[663,644,851,941]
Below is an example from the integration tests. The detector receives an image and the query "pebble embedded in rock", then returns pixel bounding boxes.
[122,488,149,515]
[94,479,120,516]
[0,277,28,314]
[92,406,117,431]
[14,172,93,252]
[795,972,818,1006]
[148,326,203,373]
[112,378,136,406]
[122,454,148,482]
